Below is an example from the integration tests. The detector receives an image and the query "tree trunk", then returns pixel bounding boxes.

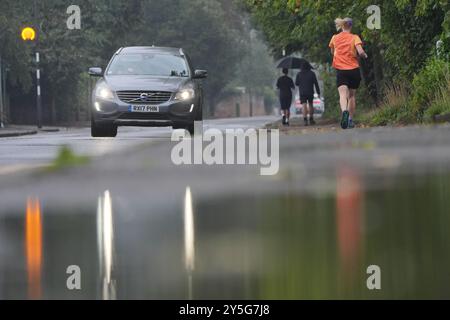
[50,95,56,125]
[0,55,4,127]
[372,45,384,106]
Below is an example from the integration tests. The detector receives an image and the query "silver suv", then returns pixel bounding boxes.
[89,46,207,137]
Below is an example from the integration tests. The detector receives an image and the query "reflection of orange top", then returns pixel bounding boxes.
[329,32,363,70]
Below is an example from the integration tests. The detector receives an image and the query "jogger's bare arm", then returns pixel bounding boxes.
[356,45,368,59]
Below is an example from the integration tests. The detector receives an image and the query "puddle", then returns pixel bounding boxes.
[1,170,450,299]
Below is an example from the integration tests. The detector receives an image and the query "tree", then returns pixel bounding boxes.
[3,0,277,124]
[245,0,449,105]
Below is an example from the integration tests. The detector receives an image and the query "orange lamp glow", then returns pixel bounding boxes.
[26,197,42,299]
[21,27,36,41]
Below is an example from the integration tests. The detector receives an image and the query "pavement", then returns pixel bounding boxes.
[0,126,38,138]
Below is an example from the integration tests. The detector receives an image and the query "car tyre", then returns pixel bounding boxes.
[91,119,118,138]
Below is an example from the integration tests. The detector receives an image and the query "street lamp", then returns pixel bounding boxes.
[21,27,36,41]
[21,23,42,129]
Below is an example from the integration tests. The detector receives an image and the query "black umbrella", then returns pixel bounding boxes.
[276,56,309,69]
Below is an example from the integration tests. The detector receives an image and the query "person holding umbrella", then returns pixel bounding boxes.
[276,68,295,126]
[295,61,321,126]
[329,17,368,129]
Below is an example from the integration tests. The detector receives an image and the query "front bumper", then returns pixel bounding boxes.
[92,97,197,127]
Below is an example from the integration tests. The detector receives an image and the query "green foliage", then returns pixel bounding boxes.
[48,145,90,171]
[424,78,450,122]
[362,58,450,126]
[2,0,277,124]
[321,69,340,119]
[366,104,417,127]
[411,58,450,111]
[246,0,449,111]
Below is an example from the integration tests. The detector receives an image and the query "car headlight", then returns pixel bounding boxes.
[95,83,114,101]
[175,88,195,101]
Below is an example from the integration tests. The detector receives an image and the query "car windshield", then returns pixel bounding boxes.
[107,53,189,77]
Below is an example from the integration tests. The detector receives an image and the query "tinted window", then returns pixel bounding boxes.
[107,53,189,77]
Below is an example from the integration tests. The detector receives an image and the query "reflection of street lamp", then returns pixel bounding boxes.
[184,187,195,300]
[97,190,117,300]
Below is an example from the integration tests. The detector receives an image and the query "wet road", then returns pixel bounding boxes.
[0,116,277,174]
[2,120,450,299]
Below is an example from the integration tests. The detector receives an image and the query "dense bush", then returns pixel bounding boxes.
[361,85,417,126]
[411,58,450,112]
[361,58,450,126]
[424,78,450,122]
[321,69,340,119]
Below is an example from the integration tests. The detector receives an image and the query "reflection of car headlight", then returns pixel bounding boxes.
[175,88,195,101]
[95,83,114,100]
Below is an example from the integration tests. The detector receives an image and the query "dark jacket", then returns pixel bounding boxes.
[295,70,320,97]
[276,75,295,98]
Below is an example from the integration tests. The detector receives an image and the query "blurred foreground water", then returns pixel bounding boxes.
[1,168,450,300]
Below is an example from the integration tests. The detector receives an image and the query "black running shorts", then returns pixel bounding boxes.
[300,95,314,105]
[336,68,361,89]
[279,94,292,110]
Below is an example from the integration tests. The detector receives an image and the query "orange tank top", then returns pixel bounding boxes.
[329,32,363,70]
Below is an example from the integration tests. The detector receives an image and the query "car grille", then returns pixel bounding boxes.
[118,113,170,121]
[116,91,173,105]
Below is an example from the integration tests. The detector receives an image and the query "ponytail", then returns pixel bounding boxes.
[335,17,353,31]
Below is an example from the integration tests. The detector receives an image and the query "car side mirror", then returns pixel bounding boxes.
[89,67,103,77]
[193,70,208,79]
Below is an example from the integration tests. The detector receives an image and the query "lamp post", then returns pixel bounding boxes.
[35,52,42,129]
[21,25,41,129]
[33,0,42,129]
[21,0,42,129]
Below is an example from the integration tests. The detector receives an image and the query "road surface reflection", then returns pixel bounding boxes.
[184,186,195,300]
[97,190,116,300]
[336,166,364,286]
[25,197,42,300]
[1,171,450,299]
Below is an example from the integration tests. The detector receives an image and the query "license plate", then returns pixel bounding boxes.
[129,105,159,113]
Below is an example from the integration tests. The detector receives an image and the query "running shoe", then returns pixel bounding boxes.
[341,111,350,129]
[304,118,309,126]
[348,119,355,129]
[282,116,287,125]
[310,118,316,126]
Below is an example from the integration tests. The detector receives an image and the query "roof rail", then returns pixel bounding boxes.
[115,47,124,55]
